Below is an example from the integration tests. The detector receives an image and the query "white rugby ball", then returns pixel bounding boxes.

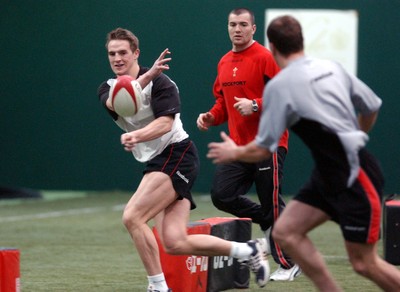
[110,75,142,117]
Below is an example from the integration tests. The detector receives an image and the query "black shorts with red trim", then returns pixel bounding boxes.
[144,138,199,210]
[294,148,384,243]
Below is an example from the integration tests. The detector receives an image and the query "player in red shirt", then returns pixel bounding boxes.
[208,15,400,292]
[197,8,300,281]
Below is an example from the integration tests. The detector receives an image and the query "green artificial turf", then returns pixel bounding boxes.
[0,192,388,291]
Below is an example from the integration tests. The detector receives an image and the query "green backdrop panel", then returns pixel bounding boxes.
[1,0,398,195]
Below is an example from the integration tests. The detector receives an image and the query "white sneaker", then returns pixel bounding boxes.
[257,238,271,257]
[242,240,271,287]
[257,226,272,256]
[269,264,301,281]
[256,237,268,257]
[147,285,172,292]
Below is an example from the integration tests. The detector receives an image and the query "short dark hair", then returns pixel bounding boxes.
[229,8,255,25]
[267,15,303,56]
[105,28,139,52]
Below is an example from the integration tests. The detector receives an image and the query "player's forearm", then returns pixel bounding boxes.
[235,141,271,163]
[133,116,173,142]
[136,73,152,91]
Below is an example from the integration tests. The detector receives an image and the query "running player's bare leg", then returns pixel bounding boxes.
[122,172,177,276]
[273,201,342,292]
[155,197,232,256]
[346,241,400,291]
[123,172,237,273]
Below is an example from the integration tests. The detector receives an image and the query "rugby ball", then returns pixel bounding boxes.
[110,75,142,117]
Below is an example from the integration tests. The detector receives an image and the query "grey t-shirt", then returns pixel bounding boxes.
[256,56,382,187]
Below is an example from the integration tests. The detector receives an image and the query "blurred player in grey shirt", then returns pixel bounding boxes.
[208,15,400,291]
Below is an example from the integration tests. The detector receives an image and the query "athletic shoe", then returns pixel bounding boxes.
[257,227,272,256]
[269,264,301,281]
[257,237,270,256]
[243,240,270,287]
[147,285,172,292]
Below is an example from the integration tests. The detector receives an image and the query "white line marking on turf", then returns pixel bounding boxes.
[0,204,126,223]
[112,204,125,211]
[323,255,348,260]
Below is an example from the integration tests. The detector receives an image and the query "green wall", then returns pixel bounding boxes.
[1,0,399,195]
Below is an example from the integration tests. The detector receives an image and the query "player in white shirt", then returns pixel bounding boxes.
[98,28,270,291]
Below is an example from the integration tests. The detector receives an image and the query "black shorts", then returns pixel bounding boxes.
[294,148,384,243]
[144,138,199,210]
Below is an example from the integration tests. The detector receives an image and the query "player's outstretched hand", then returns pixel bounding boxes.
[147,48,171,78]
[207,131,238,164]
[136,49,171,89]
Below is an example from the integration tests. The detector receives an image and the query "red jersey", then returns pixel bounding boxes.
[210,41,289,148]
